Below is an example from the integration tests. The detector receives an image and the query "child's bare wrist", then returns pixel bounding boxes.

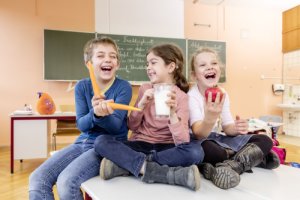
[203,118,215,125]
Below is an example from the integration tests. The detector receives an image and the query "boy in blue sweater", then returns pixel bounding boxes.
[29,37,132,200]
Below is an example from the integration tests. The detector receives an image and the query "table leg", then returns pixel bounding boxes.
[10,118,14,174]
[85,192,92,200]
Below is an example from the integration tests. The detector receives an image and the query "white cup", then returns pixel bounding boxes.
[154,83,173,118]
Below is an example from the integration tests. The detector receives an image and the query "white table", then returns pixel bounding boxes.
[10,112,76,173]
[82,165,300,200]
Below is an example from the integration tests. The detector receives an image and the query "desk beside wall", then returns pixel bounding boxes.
[10,113,76,174]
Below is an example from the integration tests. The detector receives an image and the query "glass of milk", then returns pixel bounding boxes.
[154,83,173,118]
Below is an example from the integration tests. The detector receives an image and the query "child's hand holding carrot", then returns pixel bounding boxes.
[91,94,105,108]
[94,99,115,117]
[88,61,140,112]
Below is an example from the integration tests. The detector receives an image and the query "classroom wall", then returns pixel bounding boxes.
[0,0,94,146]
[185,1,284,118]
[95,0,184,38]
[0,0,288,146]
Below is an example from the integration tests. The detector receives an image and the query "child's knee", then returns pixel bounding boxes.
[94,134,113,153]
[57,173,78,198]
[189,147,204,164]
[29,169,52,193]
[28,170,39,190]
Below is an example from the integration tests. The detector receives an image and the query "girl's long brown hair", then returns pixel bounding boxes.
[147,44,189,93]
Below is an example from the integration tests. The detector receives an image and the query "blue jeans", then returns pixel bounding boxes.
[94,135,204,177]
[29,139,101,200]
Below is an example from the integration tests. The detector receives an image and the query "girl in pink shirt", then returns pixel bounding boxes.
[94,44,203,191]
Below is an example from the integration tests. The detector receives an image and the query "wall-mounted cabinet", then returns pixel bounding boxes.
[283,6,300,33]
[282,5,300,53]
[282,29,300,52]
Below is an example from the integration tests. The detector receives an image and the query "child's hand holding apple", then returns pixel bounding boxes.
[205,86,224,102]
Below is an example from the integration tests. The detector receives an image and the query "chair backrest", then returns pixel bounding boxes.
[56,104,80,135]
[59,104,76,112]
[56,120,80,134]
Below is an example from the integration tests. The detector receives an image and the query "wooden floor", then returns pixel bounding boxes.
[0,145,64,200]
[1,135,300,200]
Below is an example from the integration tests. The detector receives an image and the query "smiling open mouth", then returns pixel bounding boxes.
[101,66,112,71]
[147,70,155,77]
[205,73,216,79]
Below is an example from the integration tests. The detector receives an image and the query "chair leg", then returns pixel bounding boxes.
[52,134,57,151]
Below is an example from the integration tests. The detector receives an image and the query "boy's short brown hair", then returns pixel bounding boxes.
[83,37,120,64]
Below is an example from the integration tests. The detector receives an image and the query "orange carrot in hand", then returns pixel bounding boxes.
[87,62,140,111]
[108,102,141,111]
[87,61,102,96]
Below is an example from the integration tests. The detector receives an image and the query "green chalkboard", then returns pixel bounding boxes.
[96,33,187,83]
[44,30,95,81]
[44,30,226,83]
[187,40,226,83]
[44,30,186,83]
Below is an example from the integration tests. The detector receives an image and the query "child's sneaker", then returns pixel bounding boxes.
[100,158,130,180]
[200,163,240,189]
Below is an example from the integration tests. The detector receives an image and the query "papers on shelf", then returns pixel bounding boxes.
[13,110,34,115]
[248,118,269,132]
[248,118,283,138]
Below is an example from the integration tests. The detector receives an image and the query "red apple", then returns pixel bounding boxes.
[205,86,224,102]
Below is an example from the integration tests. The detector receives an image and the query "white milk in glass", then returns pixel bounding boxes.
[154,84,172,117]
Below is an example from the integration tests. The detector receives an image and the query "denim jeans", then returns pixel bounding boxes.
[94,135,203,177]
[29,139,101,200]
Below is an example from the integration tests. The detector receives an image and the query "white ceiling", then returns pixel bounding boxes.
[194,0,300,10]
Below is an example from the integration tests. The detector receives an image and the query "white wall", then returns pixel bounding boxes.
[95,0,184,38]
[282,51,300,137]
[225,0,299,11]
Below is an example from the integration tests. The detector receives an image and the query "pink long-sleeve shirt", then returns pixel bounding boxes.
[128,83,190,145]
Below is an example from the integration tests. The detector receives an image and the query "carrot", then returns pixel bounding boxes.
[108,102,141,112]
[87,61,102,96]
[87,62,140,112]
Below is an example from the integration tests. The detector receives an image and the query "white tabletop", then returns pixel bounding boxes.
[82,165,300,200]
[10,111,76,118]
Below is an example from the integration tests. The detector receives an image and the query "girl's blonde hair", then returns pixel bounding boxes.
[190,47,222,72]
[147,44,189,93]
[83,37,120,64]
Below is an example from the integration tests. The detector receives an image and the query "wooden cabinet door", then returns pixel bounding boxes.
[282,29,300,53]
[282,6,299,33]
[283,5,300,52]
